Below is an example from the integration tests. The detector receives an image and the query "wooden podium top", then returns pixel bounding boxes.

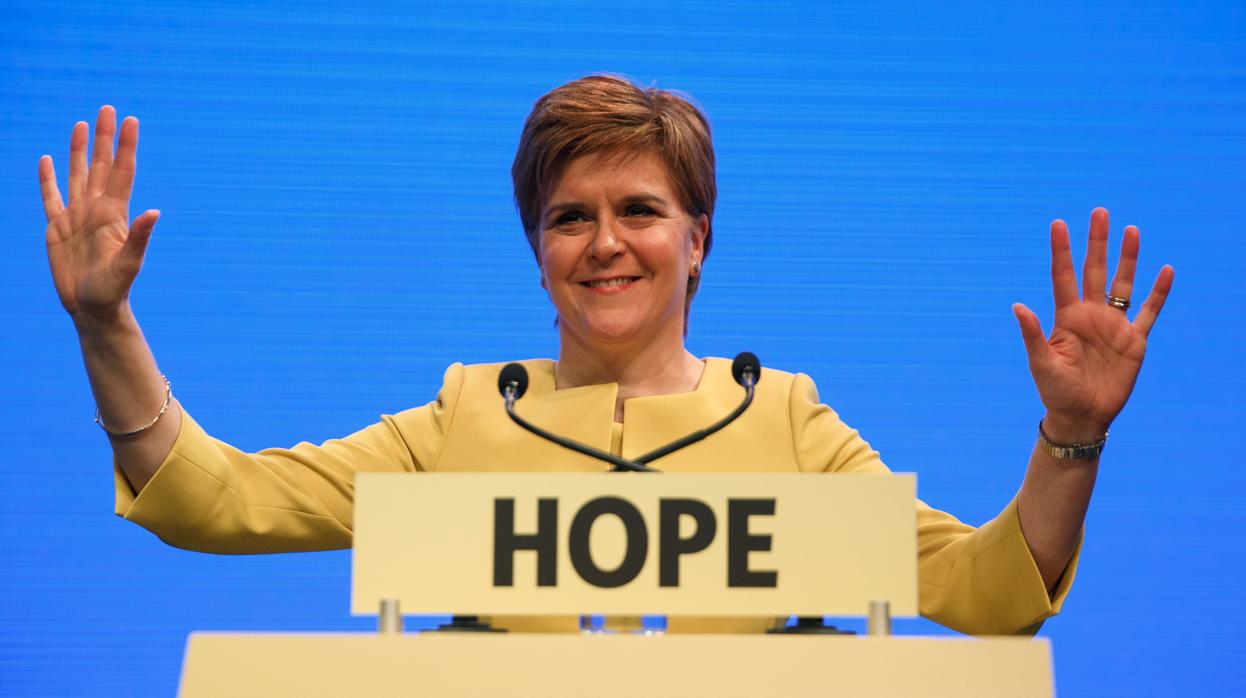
[179,632,1054,698]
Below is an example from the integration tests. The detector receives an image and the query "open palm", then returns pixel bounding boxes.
[39,106,159,323]
[1013,208,1174,438]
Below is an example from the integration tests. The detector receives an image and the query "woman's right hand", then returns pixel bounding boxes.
[39,105,160,330]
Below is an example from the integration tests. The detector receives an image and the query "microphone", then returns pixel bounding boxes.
[498,363,530,400]
[731,352,761,389]
[497,353,762,472]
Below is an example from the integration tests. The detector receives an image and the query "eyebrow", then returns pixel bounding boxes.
[545,193,671,218]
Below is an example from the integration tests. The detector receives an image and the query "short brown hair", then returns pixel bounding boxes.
[512,75,716,324]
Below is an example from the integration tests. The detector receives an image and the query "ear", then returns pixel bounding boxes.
[534,242,548,290]
[690,214,709,265]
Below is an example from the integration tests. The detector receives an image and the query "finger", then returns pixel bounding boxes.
[1081,207,1109,301]
[1133,265,1174,336]
[118,209,160,277]
[38,155,65,220]
[1012,303,1051,366]
[105,116,139,202]
[1050,219,1079,310]
[1108,224,1140,305]
[68,121,89,202]
[84,105,116,197]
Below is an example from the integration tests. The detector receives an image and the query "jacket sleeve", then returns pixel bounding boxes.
[787,371,1079,635]
[113,363,466,554]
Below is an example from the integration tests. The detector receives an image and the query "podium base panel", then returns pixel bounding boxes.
[179,631,1053,698]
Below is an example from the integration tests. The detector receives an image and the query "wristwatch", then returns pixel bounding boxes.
[1037,419,1108,460]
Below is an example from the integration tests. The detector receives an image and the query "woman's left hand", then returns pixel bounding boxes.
[1012,207,1174,442]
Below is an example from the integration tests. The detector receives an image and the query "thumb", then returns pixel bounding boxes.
[1011,303,1050,366]
[119,209,160,276]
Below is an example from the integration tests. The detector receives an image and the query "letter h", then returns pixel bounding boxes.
[493,498,558,587]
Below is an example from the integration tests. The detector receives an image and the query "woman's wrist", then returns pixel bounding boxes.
[1040,412,1109,445]
[72,303,139,342]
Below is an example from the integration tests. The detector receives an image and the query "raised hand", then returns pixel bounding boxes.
[39,105,160,327]
[1012,208,1174,442]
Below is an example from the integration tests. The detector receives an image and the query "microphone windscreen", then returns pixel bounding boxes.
[498,363,530,399]
[731,352,761,386]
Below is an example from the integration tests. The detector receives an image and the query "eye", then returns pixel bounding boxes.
[624,204,655,217]
[554,211,589,226]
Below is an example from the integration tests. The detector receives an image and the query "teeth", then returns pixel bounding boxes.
[586,278,634,288]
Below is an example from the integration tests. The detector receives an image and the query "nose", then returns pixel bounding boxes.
[588,217,625,263]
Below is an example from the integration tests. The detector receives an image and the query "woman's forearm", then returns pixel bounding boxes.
[75,304,180,494]
[1016,412,1102,592]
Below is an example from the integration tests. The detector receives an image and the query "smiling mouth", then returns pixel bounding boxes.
[581,277,640,289]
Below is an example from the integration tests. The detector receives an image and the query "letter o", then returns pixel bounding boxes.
[568,497,648,588]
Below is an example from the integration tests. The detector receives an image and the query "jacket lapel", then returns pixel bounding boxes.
[620,358,739,463]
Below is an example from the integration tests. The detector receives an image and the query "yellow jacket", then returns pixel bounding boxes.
[115,358,1076,635]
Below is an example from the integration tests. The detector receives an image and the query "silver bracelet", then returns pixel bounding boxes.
[95,375,172,438]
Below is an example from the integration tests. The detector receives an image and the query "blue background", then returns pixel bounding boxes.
[3,1,1243,695]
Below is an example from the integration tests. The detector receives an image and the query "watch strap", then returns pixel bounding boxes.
[1037,419,1108,460]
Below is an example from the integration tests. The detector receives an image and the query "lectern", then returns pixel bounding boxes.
[177,472,1056,697]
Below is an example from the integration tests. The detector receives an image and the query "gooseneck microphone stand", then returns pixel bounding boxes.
[497,351,762,472]
[429,353,849,633]
[499,361,656,472]
[630,354,758,467]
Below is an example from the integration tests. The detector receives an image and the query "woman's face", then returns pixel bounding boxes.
[538,150,707,354]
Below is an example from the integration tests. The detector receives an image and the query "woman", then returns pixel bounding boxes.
[38,75,1173,635]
